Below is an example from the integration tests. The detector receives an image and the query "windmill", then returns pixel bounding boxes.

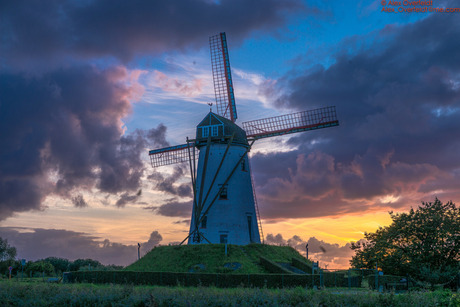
[149,33,339,245]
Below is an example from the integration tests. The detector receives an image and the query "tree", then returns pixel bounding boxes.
[0,237,17,276]
[42,257,70,274]
[350,198,460,286]
[0,237,17,262]
[25,261,55,277]
[68,258,103,271]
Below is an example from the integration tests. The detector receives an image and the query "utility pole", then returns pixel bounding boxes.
[137,243,141,260]
[306,244,309,259]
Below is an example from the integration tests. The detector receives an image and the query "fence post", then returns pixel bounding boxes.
[319,270,322,288]
[374,269,378,291]
[348,269,351,289]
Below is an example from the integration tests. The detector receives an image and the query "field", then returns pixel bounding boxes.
[0,280,458,306]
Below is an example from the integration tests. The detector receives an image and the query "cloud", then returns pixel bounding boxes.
[251,12,460,219]
[153,70,204,97]
[0,227,163,266]
[173,219,191,226]
[115,189,142,208]
[71,194,88,208]
[142,230,163,252]
[2,0,310,66]
[148,166,192,198]
[265,233,356,269]
[145,199,192,218]
[0,66,170,220]
[146,124,170,149]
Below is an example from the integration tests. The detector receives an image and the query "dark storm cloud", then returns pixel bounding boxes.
[71,194,88,208]
[145,199,192,218]
[115,189,142,208]
[146,124,170,149]
[265,233,356,268]
[253,12,460,219]
[2,0,309,65]
[0,227,163,266]
[0,66,169,219]
[148,166,192,197]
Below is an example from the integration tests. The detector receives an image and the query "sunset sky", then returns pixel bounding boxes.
[1,0,459,269]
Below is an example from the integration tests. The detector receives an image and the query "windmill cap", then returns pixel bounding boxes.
[195,112,248,147]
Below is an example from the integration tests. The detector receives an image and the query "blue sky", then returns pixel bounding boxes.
[1,0,459,268]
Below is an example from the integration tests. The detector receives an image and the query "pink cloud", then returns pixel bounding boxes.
[153,70,203,97]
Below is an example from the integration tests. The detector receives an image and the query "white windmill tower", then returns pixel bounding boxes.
[149,33,339,245]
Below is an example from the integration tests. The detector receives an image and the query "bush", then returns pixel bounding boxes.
[66,270,325,288]
[323,271,348,288]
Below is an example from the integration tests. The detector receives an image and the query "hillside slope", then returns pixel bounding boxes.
[125,244,311,274]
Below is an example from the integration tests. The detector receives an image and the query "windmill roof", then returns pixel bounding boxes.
[196,112,248,146]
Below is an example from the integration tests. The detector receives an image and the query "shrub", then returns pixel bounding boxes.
[323,271,348,288]
[66,270,325,288]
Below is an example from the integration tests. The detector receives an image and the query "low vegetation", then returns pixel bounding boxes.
[0,280,458,307]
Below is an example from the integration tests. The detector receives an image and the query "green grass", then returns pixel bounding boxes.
[125,243,310,274]
[0,280,458,306]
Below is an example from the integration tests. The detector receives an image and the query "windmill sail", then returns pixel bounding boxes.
[242,106,339,140]
[210,32,237,122]
[149,143,197,167]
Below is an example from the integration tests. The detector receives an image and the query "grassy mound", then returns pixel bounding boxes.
[125,244,311,274]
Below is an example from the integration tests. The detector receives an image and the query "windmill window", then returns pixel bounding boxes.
[202,127,209,138]
[218,184,228,199]
[201,216,207,229]
[247,215,253,242]
[220,234,228,244]
[241,159,247,172]
[212,125,218,136]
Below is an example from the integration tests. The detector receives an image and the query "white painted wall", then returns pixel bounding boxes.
[188,142,261,245]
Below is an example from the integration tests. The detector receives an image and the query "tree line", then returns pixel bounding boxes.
[0,240,122,277]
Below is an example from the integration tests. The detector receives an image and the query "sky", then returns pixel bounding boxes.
[1,0,459,269]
